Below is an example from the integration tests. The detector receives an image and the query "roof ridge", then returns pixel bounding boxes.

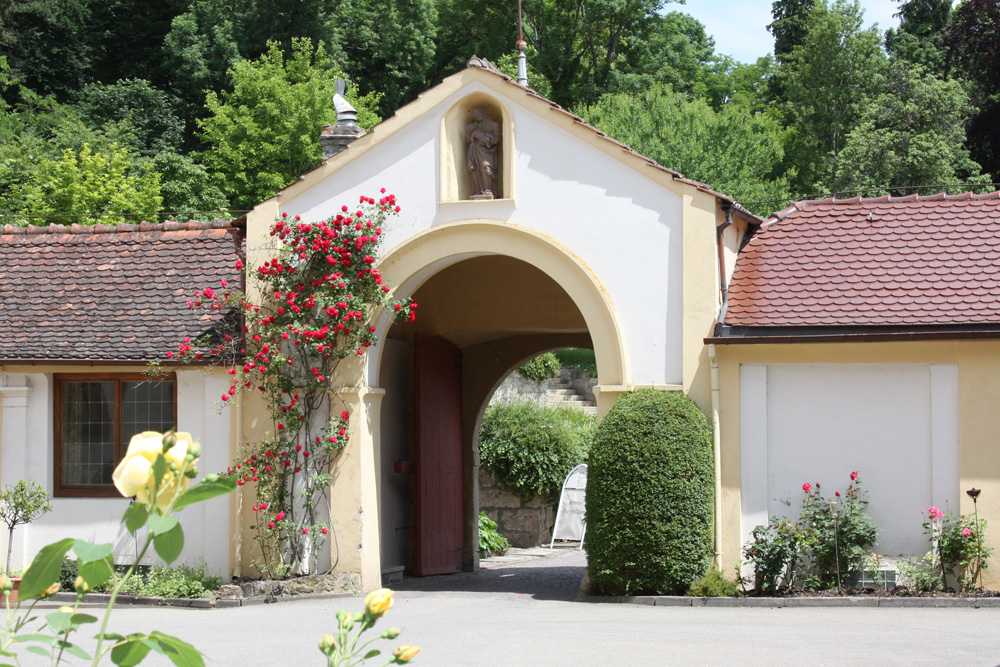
[761,190,1000,228]
[1,217,245,237]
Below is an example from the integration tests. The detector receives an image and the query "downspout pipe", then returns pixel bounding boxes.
[709,343,722,570]
[709,204,732,569]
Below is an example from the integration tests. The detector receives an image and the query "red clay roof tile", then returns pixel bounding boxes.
[725,192,1000,329]
[0,221,245,361]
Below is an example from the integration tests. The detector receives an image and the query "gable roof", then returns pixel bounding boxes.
[0,220,245,363]
[717,191,1000,340]
[282,61,761,226]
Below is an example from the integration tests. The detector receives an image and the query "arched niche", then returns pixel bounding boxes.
[440,93,514,202]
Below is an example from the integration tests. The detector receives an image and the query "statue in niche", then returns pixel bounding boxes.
[465,108,500,199]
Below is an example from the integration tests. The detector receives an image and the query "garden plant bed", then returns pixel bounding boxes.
[47,572,362,610]
[584,587,1000,608]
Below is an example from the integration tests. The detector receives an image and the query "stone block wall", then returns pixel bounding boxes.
[479,469,556,548]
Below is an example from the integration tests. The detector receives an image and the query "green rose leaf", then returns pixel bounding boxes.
[148,631,204,667]
[147,514,179,537]
[57,641,91,660]
[123,503,149,535]
[79,556,114,589]
[173,477,237,511]
[73,540,113,564]
[153,522,184,564]
[14,634,58,646]
[19,538,73,599]
[364,649,381,659]
[25,646,49,658]
[111,637,152,666]
[45,610,74,633]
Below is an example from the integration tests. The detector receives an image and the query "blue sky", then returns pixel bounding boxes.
[678,1,901,64]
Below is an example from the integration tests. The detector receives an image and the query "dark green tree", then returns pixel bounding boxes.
[947,0,1000,179]
[579,84,790,214]
[0,0,93,103]
[836,63,987,194]
[77,79,185,156]
[885,0,952,75]
[769,0,817,63]
[197,39,380,210]
[338,0,438,116]
[777,0,886,194]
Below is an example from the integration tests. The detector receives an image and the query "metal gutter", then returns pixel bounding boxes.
[706,329,1000,345]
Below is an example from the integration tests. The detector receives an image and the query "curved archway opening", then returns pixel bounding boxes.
[375,239,620,579]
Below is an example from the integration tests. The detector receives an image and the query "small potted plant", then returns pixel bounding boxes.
[0,480,53,602]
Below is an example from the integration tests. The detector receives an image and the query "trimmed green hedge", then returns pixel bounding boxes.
[586,389,714,595]
[479,401,596,501]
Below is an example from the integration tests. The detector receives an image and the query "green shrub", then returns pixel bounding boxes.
[517,352,560,382]
[478,512,511,558]
[742,518,802,594]
[100,563,222,599]
[58,557,79,589]
[586,389,714,596]
[798,474,878,589]
[479,402,596,500]
[687,564,740,597]
[553,348,597,376]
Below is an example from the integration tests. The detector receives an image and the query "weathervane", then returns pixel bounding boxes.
[516,0,528,86]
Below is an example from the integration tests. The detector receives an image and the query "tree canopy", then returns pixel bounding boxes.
[0,0,994,225]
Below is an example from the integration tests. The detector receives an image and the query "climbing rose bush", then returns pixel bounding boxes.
[160,191,415,577]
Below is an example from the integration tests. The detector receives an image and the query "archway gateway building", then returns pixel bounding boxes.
[241,60,758,590]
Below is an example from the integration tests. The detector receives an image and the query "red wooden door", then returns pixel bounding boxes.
[413,335,464,576]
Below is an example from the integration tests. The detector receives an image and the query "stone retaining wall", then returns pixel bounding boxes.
[479,469,556,548]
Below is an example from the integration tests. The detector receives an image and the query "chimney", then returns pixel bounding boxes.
[320,78,366,160]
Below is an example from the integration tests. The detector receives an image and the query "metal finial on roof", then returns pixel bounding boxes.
[333,78,357,127]
[516,0,528,86]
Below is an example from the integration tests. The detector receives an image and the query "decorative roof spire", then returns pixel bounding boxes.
[516,0,528,86]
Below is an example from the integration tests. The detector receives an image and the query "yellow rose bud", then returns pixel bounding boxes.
[0,574,10,593]
[341,611,353,628]
[364,588,394,618]
[393,645,420,663]
[58,605,74,614]
[74,576,90,594]
[382,627,401,639]
[318,633,337,654]
[41,583,60,598]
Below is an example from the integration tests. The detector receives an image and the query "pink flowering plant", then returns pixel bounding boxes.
[796,472,878,589]
[917,505,991,591]
[153,191,415,578]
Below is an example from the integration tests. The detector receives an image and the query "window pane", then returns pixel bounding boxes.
[122,381,174,444]
[61,381,115,485]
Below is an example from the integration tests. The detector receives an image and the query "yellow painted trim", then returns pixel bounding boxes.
[375,219,629,389]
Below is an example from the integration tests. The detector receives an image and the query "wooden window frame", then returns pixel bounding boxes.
[54,373,177,498]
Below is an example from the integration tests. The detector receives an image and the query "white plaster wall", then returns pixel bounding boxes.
[740,364,959,557]
[282,80,685,387]
[0,371,232,575]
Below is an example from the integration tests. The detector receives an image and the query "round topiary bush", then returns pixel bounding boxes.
[479,401,596,500]
[586,389,714,595]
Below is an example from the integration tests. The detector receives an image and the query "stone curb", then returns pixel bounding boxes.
[580,595,1000,608]
[50,590,354,610]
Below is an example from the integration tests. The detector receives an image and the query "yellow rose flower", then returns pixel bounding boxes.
[364,588,394,618]
[393,645,420,663]
[112,432,198,511]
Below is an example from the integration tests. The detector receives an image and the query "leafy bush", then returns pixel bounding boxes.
[687,565,740,597]
[798,474,878,589]
[898,552,942,592]
[517,353,560,382]
[479,402,596,500]
[742,518,802,595]
[919,507,992,591]
[586,389,714,596]
[553,348,597,376]
[478,512,510,558]
[98,563,222,599]
[58,557,79,589]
